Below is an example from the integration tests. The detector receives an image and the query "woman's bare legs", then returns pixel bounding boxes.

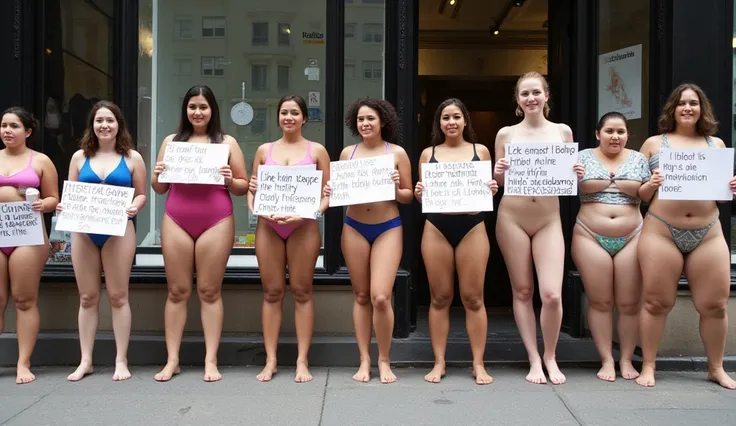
[154,215,195,382]
[612,235,642,380]
[67,233,102,381]
[421,221,455,383]
[255,220,286,382]
[194,217,233,382]
[286,222,321,383]
[369,227,402,383]
[10,243,48,384]
[455,223,493,385]
[571,226,615,381]
[0,254,7,338]
[342,224,373,382]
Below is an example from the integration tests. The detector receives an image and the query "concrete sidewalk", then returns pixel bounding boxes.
[1,366,735,426]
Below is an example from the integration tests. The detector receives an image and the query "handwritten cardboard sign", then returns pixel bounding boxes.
[56,181,135,236]
[0,202,44,247]
[504,143,578,196]
[659,148,734,201]
[422,161,494,213]
[253,165,322,219]
[329,154,395,207]
[158,141,230,185]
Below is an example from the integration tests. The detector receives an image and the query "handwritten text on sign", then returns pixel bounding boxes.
[0,202,44,247]
[253,166,322,219]
[329,154,395,207]
[504,143,579,196]
[56,181,135,236]
[158,142,230,185]
[658,148,734,201]
[422,161,494,213]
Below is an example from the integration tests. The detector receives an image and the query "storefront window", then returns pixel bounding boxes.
[344,0,385,146]
[597,0,650,151]
[731,2,736,259]
[44,0,114,264]
[138,0,327,257]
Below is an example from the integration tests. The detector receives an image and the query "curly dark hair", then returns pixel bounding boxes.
[344,97,399,142]
[658,83,718,136]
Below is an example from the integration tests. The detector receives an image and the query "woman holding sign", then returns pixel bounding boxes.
[0,106,59,384]
[58,101,147,382]
[572,112,650,382]
[322,98,412,383]
[414,98,498,385]
[637,83,736,389]
[247,95,330,383]
[493,72,584,385]
[151,85,249,382]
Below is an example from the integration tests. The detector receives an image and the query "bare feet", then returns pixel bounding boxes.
[526,360,547,384]
[352,360,371,383]
[708,368,736,390]
[256,360,278,382]
[203,361,222,382]
[544,358,566,385]
[596,360,616,382]
[16,364,35,385]
[154,361,181,382]
[472,364,494,385]
[112,360,131,382]
[378,360,397,384]
[67,361,94,382]
[635,365,656,387]
[619,360,640,380]
[424,362,445,384]
[294,360,313,383]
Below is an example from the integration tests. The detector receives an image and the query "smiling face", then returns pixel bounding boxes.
[356,106,382,140]
[439,104,466,139]
[596,117,628,155]
[516,77,549,117]
[186,95,211,128]
[93,107,119,142]
[0,113,31,149]
[674,89,701,128]
[279,100,306,134]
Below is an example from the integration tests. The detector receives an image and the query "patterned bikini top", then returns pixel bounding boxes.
[648,133,715,170]
[578,149,651,205]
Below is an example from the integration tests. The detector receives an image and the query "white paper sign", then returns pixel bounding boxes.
[421,161,494,213]
[253,166,323,219]
[658,148,734,201]
[56,181,135,236]
[329,154,395,207]
[158,141,230,185]
[0,202,44,247]
[504,143,578,196]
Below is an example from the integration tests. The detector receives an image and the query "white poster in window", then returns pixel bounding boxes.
[598,44,642,120]
[658,148,735,201]
[0,202,45,247]
[158,142,230,185]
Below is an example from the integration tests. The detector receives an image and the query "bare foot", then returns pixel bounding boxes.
[154,361,181,382]
[424,363,445,384]
[635,366,655,387]
[67,361,94,382]
[596,360,616,382]
[378,360,397,384]
[619,360,640,380]
[472,364,494,385]
[294,361,313,383]
[544,358,566,385]
[352,360,371,383]
[526,361,547,384]
[256,360,278,382]
[112,360,131,381]
[203,361,222,382]
[16,364,35,385]
[708,368,736,390]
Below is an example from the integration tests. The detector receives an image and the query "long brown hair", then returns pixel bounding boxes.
[430,98,478,146]
[657,83,718,136]
[80,101,134,157]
